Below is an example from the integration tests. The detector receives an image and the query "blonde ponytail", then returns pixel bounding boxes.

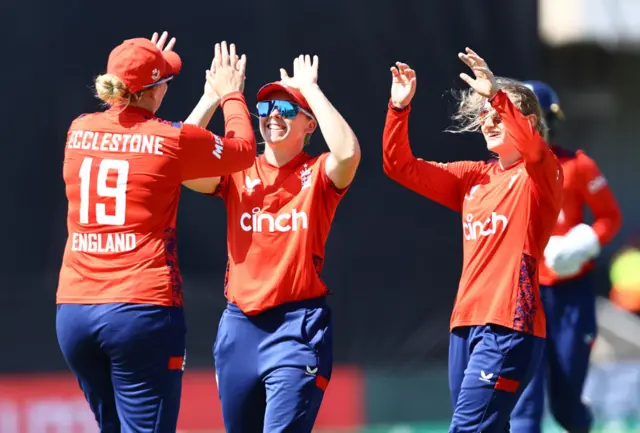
[94,74,132,106]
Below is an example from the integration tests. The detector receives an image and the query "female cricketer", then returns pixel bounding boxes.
[382,48,563,432]
[183,54,361,432]
[56,35,256,432]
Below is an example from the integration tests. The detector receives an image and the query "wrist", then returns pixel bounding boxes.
[201,92,221,107]
[488,88,502,102]
[389,99,409,112]
[220,91,245,104]
[298,83,321,96]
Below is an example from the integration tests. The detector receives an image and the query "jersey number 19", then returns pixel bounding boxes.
[78,157,129,226]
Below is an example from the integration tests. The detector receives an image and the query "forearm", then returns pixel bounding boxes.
[218,91,257,171]
[590,198,623,246]
[383,104,462,211]
[300,84,360,161]
[490,90,547,164]
[184,93,221,128]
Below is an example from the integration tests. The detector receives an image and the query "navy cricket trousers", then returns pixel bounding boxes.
[511,273,597,433]
[213,297,332,433]
[56,303,186,433]
[448,324,546,433]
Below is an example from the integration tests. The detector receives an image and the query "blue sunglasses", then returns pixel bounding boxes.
[256,100,314,120]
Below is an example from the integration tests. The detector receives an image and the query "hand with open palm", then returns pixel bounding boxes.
[389,62,416,109]
[458,47,498,98]
[206,41,247,98]
[279,54,319,93]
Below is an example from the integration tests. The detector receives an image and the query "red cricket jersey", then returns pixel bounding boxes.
[383,90,563,338]
[57,92,256,307]
[214,152,348,315]
[539,146,622,285]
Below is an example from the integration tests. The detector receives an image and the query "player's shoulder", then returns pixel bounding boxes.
[306,151,329,167]
[227,156,260,184]
[573,149,598,166]
[69,111,102,129]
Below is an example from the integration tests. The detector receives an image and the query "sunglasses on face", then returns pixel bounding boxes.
[256,100,314,120]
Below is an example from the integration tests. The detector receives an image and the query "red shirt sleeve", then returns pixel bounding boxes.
[382,102,480,212]
[490,90,563,205]
[317,153,349,199]
[576,150,622,245]
[178,91,256,181]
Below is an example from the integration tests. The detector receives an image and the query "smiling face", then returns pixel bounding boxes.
[479,104,506,151]
[258,90,316,151]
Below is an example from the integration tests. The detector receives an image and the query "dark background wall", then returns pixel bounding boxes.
[2,0,556,372]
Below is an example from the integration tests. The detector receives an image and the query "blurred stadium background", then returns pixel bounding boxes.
[2,0,640,431]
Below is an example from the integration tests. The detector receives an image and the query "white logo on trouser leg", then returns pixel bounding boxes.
[479,370,494,383]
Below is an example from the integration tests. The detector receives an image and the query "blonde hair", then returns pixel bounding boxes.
[448,77,548,139]
[94,74,144,107]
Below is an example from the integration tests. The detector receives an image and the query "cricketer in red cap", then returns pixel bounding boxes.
[107,38,182,93]
[56,34,255,432]
[256,81,314,116]
[182,54,361,432]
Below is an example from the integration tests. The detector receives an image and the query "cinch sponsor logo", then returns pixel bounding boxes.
[463,212,508,240]
[240,207,308,233]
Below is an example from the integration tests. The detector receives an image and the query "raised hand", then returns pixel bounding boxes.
[150,31,176,52]
[207,41,247,97]
[458,47,498,98]
[279,55,318,91]
[390,62,417,109]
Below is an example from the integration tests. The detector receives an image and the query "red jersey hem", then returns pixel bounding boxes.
[450,318,546,339]
[56,296,176,307]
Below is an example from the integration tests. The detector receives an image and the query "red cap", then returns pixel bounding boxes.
[106,38,182,94]
[256,82,314,116]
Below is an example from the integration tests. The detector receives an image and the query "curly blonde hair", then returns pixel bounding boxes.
[448,77,548,139]
[94,74,144,107]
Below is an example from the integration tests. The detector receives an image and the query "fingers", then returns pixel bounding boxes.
[151,32,158,44]
[229,43,237,69]
[210,47,217,71]
[459,72,475,86]
[214,43,222,67]
[293,56,300,76]
[458,53,474,68]
[220,41,230,66]
[312,55,319,71]
[165,37,176,52]
[280,68,290,81]
[471,66,492,77]
[392,62,416,82]
[156,31,168,50]
[236,54,247,77]
[465,47,480,57]
[458,51,487,69]
[395,62,411,74]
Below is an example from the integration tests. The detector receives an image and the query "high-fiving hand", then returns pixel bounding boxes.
[280,54,319,91]
[458,47,498,98]
[206,41,247,98]
[389,62,417,109]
